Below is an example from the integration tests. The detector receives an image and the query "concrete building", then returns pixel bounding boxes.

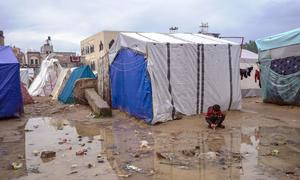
[26,51,41,68]
[12,46,26,65]
[80,31,119,71]
[0,30,4,46]
[40,36,54,59]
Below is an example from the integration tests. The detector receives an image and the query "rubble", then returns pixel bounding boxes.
[11,162,23,170]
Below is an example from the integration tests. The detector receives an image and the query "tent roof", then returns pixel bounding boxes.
[256,28,300,51]
[0,46,19,64]
[121,32,238,45]
[241,49,258,63]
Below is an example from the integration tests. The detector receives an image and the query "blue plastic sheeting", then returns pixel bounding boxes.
[110,48,153,123]
[0,46,23,118]
[58,65,96,104]
[256,28,300,51]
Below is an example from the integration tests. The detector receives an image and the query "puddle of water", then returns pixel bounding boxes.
[20,117,117,180]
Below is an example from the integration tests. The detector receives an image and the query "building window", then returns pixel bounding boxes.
[86,46,90,54]
[35,59,38,64]
[109,39,115,49]
[90,45,94,53]
[81,48,85,55]
[31,59,34,64]
[99,41,103,51]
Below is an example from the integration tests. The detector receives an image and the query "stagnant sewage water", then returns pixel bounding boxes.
[20,117,117,180]
[19,117,300,180]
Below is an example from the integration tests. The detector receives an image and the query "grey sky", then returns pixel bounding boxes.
[1,0,299,54]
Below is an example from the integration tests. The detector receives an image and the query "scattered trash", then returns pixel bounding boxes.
[40,151,56,158]
[140,140,150,149]
[71,164,78,169]
[68,171,78,175]
[24,129,33,132]
[33,150,39,156]
[28,167,40,174]
[76,149,87,156]
[58,138,67,145]
[125,164,142,172]
[271,149,279,156]
[17,154,24,159]
[97,154,104,163]
[286,171,295,175]
[87,163,93,168]
[199,152,217,160]
[78,136,82,138]
[195,146,200,149]
[68,146,72,150]
[182,149,196,157]
[87,140,93,143]
[79,143,85,147]
[118,174,132,178]
[11,162,23,170]
[156,152,174,161]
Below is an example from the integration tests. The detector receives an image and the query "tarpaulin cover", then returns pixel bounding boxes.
[59,65,96,104]
[0,46,23,118]
[110,48,153,122]
[256,28,300,105]
[256,28,300,51]
[51,68,71,100]
[110,32,241,124]
[28,57,62,96]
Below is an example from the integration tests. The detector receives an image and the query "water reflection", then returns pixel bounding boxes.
[21,117,117,180]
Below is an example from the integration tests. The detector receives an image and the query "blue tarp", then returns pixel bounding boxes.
[58,65,96,104]
[110,48,153,123]
[256,28,300,51]
[0,46,23,118]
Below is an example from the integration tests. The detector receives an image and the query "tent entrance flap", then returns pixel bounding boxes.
[110,48,153,123]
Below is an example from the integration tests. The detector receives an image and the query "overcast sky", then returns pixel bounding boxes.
[1,0,299,54]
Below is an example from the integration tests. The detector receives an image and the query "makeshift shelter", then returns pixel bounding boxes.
[28,57,62,96]
[256,28,300,105]
[51,68,71,100]
[59,65,96,104]
[20,68,30,88]
[240,49,261,97]
[0,46,23,118]
[109,32,241,124]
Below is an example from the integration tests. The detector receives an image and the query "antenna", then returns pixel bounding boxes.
[199,22,209,33]
[169,26,179,33]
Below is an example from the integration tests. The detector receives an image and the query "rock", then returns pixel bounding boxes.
[40,151,56,158]
[68,171,78,175]
[271,149,279,156]
[87,140,92,143]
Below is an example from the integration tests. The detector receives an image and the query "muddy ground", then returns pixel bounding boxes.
[0,97,300,180]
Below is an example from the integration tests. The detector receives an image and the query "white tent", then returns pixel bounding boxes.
[240,49,261,97]
[28,56,62,96]
[109,32,242,124]
[51,68,71,99]
[20,68,29,89]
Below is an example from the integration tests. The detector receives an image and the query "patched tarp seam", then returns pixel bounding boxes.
[228,44,233,110]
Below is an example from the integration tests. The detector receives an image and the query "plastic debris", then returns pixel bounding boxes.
[40,151,56,158]
[76,149,87,156]
[71,164,78,169]
[140,140,150,149]
[271,149,279,156]
[125,164,142,172]
[118,174,131,178]
[11,162,23,170]
[33,150,39,156]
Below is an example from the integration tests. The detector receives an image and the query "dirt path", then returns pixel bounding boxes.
[0,97,300,180]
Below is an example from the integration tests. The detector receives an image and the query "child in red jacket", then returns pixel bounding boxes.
[205,104,225,129]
